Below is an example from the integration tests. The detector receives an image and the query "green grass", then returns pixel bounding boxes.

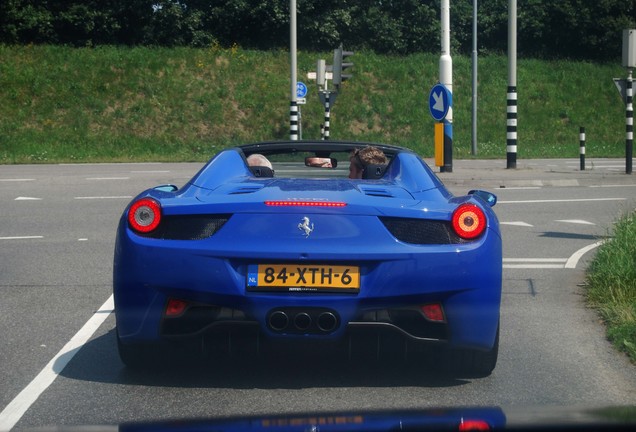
[0,44,629,163]
[586,212,636,363]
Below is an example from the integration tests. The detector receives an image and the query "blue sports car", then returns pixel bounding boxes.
[113,141,502,376]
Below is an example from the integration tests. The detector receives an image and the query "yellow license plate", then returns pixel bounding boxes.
[252,264,360,291]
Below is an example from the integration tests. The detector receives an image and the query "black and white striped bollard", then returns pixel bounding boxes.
[323,93,331,140]
[579,127,586,171]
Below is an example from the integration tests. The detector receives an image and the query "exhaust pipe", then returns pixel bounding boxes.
[317,312,338,332]
[268,310,289,331]
[267,308,340,333]
[294,312,312,331]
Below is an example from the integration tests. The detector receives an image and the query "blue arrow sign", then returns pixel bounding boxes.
[429,83,452,121]
[297,81,308,98]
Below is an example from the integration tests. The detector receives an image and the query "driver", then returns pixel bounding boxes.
[348,146,387,179]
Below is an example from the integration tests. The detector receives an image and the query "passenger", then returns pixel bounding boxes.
[348,146,387,179]
[246,153,274,177]
[246,153,272,169]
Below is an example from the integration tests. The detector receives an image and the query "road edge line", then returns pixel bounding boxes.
[0,295,114,431]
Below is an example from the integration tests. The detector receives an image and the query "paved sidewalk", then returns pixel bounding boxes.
[431,157,636,189]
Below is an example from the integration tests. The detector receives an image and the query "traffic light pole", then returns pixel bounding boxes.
[311,47,352,140]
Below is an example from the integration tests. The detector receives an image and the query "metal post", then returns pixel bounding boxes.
[440,0,453,173]
[579,126,585,171]
[298,105,302,140]
[471,0,478,155]
[507,0,517,169]
[289,0,298,141]
[627,69,633,174]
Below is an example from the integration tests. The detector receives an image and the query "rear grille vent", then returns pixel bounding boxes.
[144,215,231,240]
[360,188,394,198]
[379,217,466,245]
[229,185,264,194]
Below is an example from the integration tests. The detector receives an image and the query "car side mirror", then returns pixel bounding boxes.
[468,190,497,207]
[153,184,178,192]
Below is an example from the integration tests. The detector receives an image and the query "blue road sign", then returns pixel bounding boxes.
[429,83,452,121]
[297,82,308,98]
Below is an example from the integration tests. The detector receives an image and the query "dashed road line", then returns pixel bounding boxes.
[589,184,636,188]
[129,170,171,174]
[504,258,567,269]
[85,177,130,181]
[501,221,534,227]
[504,242,605,270]
[499,197,626,204]
[74,196,132,200]
[556,219,595,225]
[0,179,35,182]
[0,236,44,240]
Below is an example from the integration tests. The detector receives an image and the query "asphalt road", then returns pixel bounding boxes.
[1,158,635,430]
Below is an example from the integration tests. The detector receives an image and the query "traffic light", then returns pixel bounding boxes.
[316,59,326,89]
[332,44,353,87]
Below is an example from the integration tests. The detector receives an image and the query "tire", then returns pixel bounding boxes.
[448,325,499,378]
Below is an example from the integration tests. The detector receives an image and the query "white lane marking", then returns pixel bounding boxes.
[556,219,595,225]
[130,170,170,173]
[589,184,636,188]
[85,177,130,181]
[14,197,42,201]
[0,179,35,182]
[503,242,606,270]
[74,196,132,200]
[565,240,605,269]
[504,264,565,269]
[0,295,114,431]
[503,258,567,269]
[501,221,534,227]
[497,186,542,190]
[78,238,88,241]
[504,258,567,262]
[499,198,625,204]
[0,236,43,240]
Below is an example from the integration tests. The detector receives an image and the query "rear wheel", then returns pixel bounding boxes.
[448,325,499,377]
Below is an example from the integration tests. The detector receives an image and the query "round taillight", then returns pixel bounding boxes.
[128,198,161,233]
[452,203,486,240]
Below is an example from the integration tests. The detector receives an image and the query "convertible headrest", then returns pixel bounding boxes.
[362,164,387,179]
[249,166,274,178]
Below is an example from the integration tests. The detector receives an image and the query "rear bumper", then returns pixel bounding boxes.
[114,221,502,351]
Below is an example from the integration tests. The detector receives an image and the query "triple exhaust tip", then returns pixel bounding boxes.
[268,310,338,333]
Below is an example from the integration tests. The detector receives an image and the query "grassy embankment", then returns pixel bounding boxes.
[1,44,634,362]
[586,212,636,363]
[0,44,629,164]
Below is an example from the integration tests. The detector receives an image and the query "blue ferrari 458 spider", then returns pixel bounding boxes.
[114,141,502,376]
